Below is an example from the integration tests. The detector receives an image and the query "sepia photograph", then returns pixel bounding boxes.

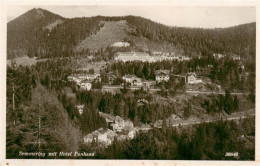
[1,0,259,165]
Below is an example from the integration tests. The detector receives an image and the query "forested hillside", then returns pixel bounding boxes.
[7,8,256,61]
[6,60,107,158]
[7,8,66,58]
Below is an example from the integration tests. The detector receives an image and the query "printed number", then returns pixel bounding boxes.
[225,152,238,156]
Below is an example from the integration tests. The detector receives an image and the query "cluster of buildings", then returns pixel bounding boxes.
[151,52,190,61]
[122,69,171,87]
[68,73,101,90]
[84,113,137,147]
[115,52,150,62]
[99,112,135,134]
[121,70,204,87]
[213,53,241,61]
[84,128,116,147]
[122,74,143,86]
[68,70,204,93]
[174,72,203,84]
[114,52,190,63]
[122,74,155,88]
[213,53,226,59]
[115,51,241,63]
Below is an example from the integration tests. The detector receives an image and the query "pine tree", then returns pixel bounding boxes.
[233,95,239,111]
[183,103,191,119]
[224,90,233,114]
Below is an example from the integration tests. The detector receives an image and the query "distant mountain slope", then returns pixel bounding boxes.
[125,16,255,58]
[7,9,105,58]
[7,8,256,60]
[7,8,66,58]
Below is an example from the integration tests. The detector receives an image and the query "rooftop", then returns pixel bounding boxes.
[116,52,149,56]
[123,74,139,79]
[137,99,149,104]
[76,105,85,109]
[155,70,170,75]
[187,72,197,77]
[115,116,124,123]
[99,112,116,121]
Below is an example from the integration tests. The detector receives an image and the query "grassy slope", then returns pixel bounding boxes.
[75,19,183,53]
[7,56,38,66]
[76,20,128,51]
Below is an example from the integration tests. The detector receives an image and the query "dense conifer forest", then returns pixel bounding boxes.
[6,58,255,159]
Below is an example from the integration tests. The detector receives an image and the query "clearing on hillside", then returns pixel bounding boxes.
[45,19,64,31]
[7,56,38,66]
[75,60,106,73]
[7,56,47,67]
[76,20,128,51]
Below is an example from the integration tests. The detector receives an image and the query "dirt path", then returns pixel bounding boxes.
[171,113,254,127]
[101,85,248,95]
[186,90,249,95]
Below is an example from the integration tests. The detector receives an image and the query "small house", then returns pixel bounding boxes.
[155,70,170,82]
[128,128,137,139]
[137,99,149,107]
[107,72,117,84]
[122,74,142,86]
[80,81,92,90]
[76,105,85,115]
[142,80,155,88]
[186,73,202,84]
[112,116,125,132]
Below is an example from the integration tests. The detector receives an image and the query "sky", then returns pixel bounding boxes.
[7,5,256,28]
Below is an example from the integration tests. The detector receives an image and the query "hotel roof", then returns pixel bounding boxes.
[116,52,149,56]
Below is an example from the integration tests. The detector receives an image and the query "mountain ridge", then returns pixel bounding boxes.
[7,8,256,60]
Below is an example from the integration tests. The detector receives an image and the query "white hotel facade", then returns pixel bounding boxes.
[114,52,190,63]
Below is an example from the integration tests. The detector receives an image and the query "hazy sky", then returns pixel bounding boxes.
[7,5,256,28]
